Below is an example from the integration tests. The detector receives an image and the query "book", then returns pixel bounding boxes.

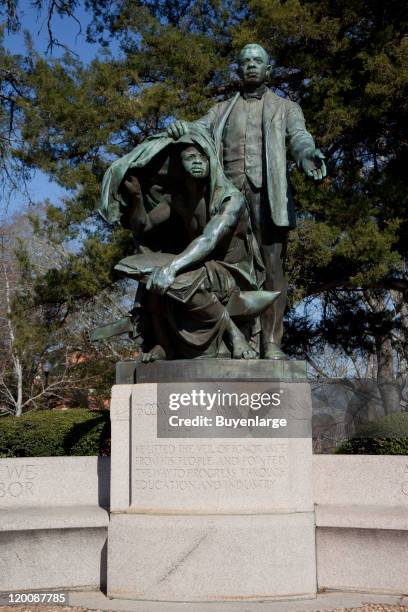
[115,251,207,304]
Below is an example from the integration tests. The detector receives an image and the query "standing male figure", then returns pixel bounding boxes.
[168,43,326,359]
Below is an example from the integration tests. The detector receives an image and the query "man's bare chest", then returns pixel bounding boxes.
[171,196,209,238]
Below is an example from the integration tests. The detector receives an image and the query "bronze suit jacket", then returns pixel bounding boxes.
[194,89,316,228]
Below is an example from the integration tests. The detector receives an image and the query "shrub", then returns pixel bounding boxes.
[335,411,408,454]
[0,409,110,457]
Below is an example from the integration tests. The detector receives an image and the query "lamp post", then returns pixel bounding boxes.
[43,361,51,386]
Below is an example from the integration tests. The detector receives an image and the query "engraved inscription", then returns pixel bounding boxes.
[0,464,38,498]
[133,442,288,491]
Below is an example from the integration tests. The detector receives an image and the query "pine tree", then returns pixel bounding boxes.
[234,0,407,410]
[2,0,407,413]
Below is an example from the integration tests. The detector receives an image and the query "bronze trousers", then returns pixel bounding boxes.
[241,178,288,352]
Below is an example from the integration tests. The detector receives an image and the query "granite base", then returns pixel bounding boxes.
[108,513,316,601]
[107,367,315,602]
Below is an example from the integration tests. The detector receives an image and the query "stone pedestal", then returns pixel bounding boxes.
[107,362,316,602]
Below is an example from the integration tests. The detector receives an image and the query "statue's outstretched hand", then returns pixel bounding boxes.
[146,265,176,295]
[301,148,326,180]
[167,120,188,140]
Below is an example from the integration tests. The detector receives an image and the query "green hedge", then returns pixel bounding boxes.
[0,409,111,457]
[335,411,408,455]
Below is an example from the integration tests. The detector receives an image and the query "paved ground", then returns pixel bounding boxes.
[3,591,407,612]
[1,592,408,612]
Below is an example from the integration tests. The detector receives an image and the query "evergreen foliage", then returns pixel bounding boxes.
[0,408,111,456]
[19,1,407,292]
[336,411,408,454]
[234,0,407,296]
[0,0,407,416]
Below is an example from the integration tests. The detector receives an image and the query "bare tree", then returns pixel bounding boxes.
[0,210,138,416]
[0,251,23,415]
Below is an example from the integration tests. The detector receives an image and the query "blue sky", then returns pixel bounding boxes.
[3,1,120,216]
[5,2,98,61]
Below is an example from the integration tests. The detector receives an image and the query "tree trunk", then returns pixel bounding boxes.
[375,334,401,415]
[365,290,401,416]
[2,258,23,416]
[13,355,23,417]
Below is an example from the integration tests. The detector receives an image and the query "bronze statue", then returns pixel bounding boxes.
[96,125,279,360]
[167,43,326,359]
